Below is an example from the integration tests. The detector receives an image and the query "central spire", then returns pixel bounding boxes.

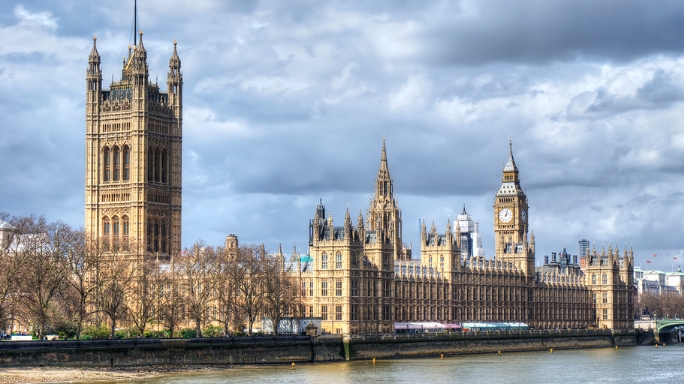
[503,136,518,173]
[380,135,388,169]
[375,136,392,199]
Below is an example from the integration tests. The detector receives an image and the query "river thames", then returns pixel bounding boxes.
[100,344,683,384]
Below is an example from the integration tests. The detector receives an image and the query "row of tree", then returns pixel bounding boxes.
[0,213,300,339]
[637,291,684,320]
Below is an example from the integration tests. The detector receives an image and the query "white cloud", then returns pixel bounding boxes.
[388,75,431,111]
[5,0,684,271]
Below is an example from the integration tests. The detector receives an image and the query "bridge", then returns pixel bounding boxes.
[656,319,684,333]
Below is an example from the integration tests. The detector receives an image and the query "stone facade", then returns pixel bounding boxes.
[85,32,182,260]
[301,139,634,334]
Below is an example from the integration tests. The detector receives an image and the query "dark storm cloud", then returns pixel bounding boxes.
[3,0,684,269]
[420,0,684,65]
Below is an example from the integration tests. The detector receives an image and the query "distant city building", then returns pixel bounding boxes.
[579,239,590,270]
[0,220,12,250]
[455,206,486,258]
[634,266,684,295]
[579,240,590,260]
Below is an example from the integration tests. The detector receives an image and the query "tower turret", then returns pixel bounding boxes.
[493,138,533,276]
[167,40,182,120]
[368,137,405,259]
[86,36,102,113]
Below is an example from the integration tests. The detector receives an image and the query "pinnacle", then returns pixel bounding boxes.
[503,137,518,173]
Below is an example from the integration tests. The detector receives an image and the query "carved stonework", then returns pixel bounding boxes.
[85,33,182,259]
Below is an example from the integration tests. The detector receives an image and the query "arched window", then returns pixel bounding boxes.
[321,252,328,269]
[148,146,154,182]
[335,252,342,269]
[103,147,110,182]
[429,256,433,267]
[440,255,444,270]
[122,215,129,249]
[113,146,120,181]
[591,273,597,285]
[154,218,160,252]
[602,273,608,285]
[103,217,110,236]
[161,219,167,253]
[155,147,161,182]
[123,146,130,181]
[162,149,168,184]
[147,218,153,252]
[112,216,120,236]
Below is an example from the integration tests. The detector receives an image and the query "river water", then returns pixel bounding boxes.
[113,345,683,384]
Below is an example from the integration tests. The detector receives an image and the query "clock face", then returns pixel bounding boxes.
[521,209,527,223]
[499,208,513,223]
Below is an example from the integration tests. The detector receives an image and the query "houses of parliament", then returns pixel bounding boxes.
[84,32,634,335]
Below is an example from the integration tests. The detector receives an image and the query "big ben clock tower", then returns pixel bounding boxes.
[494,138,535,276]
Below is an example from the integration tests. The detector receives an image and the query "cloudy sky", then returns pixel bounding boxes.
[2,0,684,270]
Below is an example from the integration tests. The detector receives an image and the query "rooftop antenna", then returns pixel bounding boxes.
[134,0,137,46]
[130,0,139,47]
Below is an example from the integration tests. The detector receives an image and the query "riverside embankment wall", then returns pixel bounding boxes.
[0,336,342,368]
[0,329,638,368]
[342,329,637,360]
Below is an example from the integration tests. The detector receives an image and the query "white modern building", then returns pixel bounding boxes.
[634,266,684,295]
[455,206,486,258]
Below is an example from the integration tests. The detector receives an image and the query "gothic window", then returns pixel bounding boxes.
[335,252,342,269]
[335,305,343,321]
[154,219,160,252]
[161,219,167,253]
[148,147,154,182]
[123,146,130,181]
[102,217,110,236]
[440,255,444,270]
[309,281,314,297]
[103,147,110,182]
[321,252,328,269]
[162,149,169,184]
[113,146,120,181]
[602,293,608,304]
[591,274,597,285]
[321,305,328,320]
[602,273,608,285]
[429,256,433,268]
[336,280,342,296]
[155,147,161,182]
[112,216,120,236]
[321,281,328,296]
[147,218,153,252]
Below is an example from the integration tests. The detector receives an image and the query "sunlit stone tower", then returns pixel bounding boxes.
[494,138,535,276]
[85,32,182,260]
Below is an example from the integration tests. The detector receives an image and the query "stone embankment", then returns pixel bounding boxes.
[0,329,640,368]
[341,328,639,360]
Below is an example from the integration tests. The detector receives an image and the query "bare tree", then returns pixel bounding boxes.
[94,243,135,339]
[263,248,298,335]
[215,246,237,336]
[0,212,27,335]
[231,244,267,335]
[14,216,73,339]
[157,257,184,338]
[63,231,104,339]
[638,291,684,320]
[128,258,158,337]
[179,242,219,337]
